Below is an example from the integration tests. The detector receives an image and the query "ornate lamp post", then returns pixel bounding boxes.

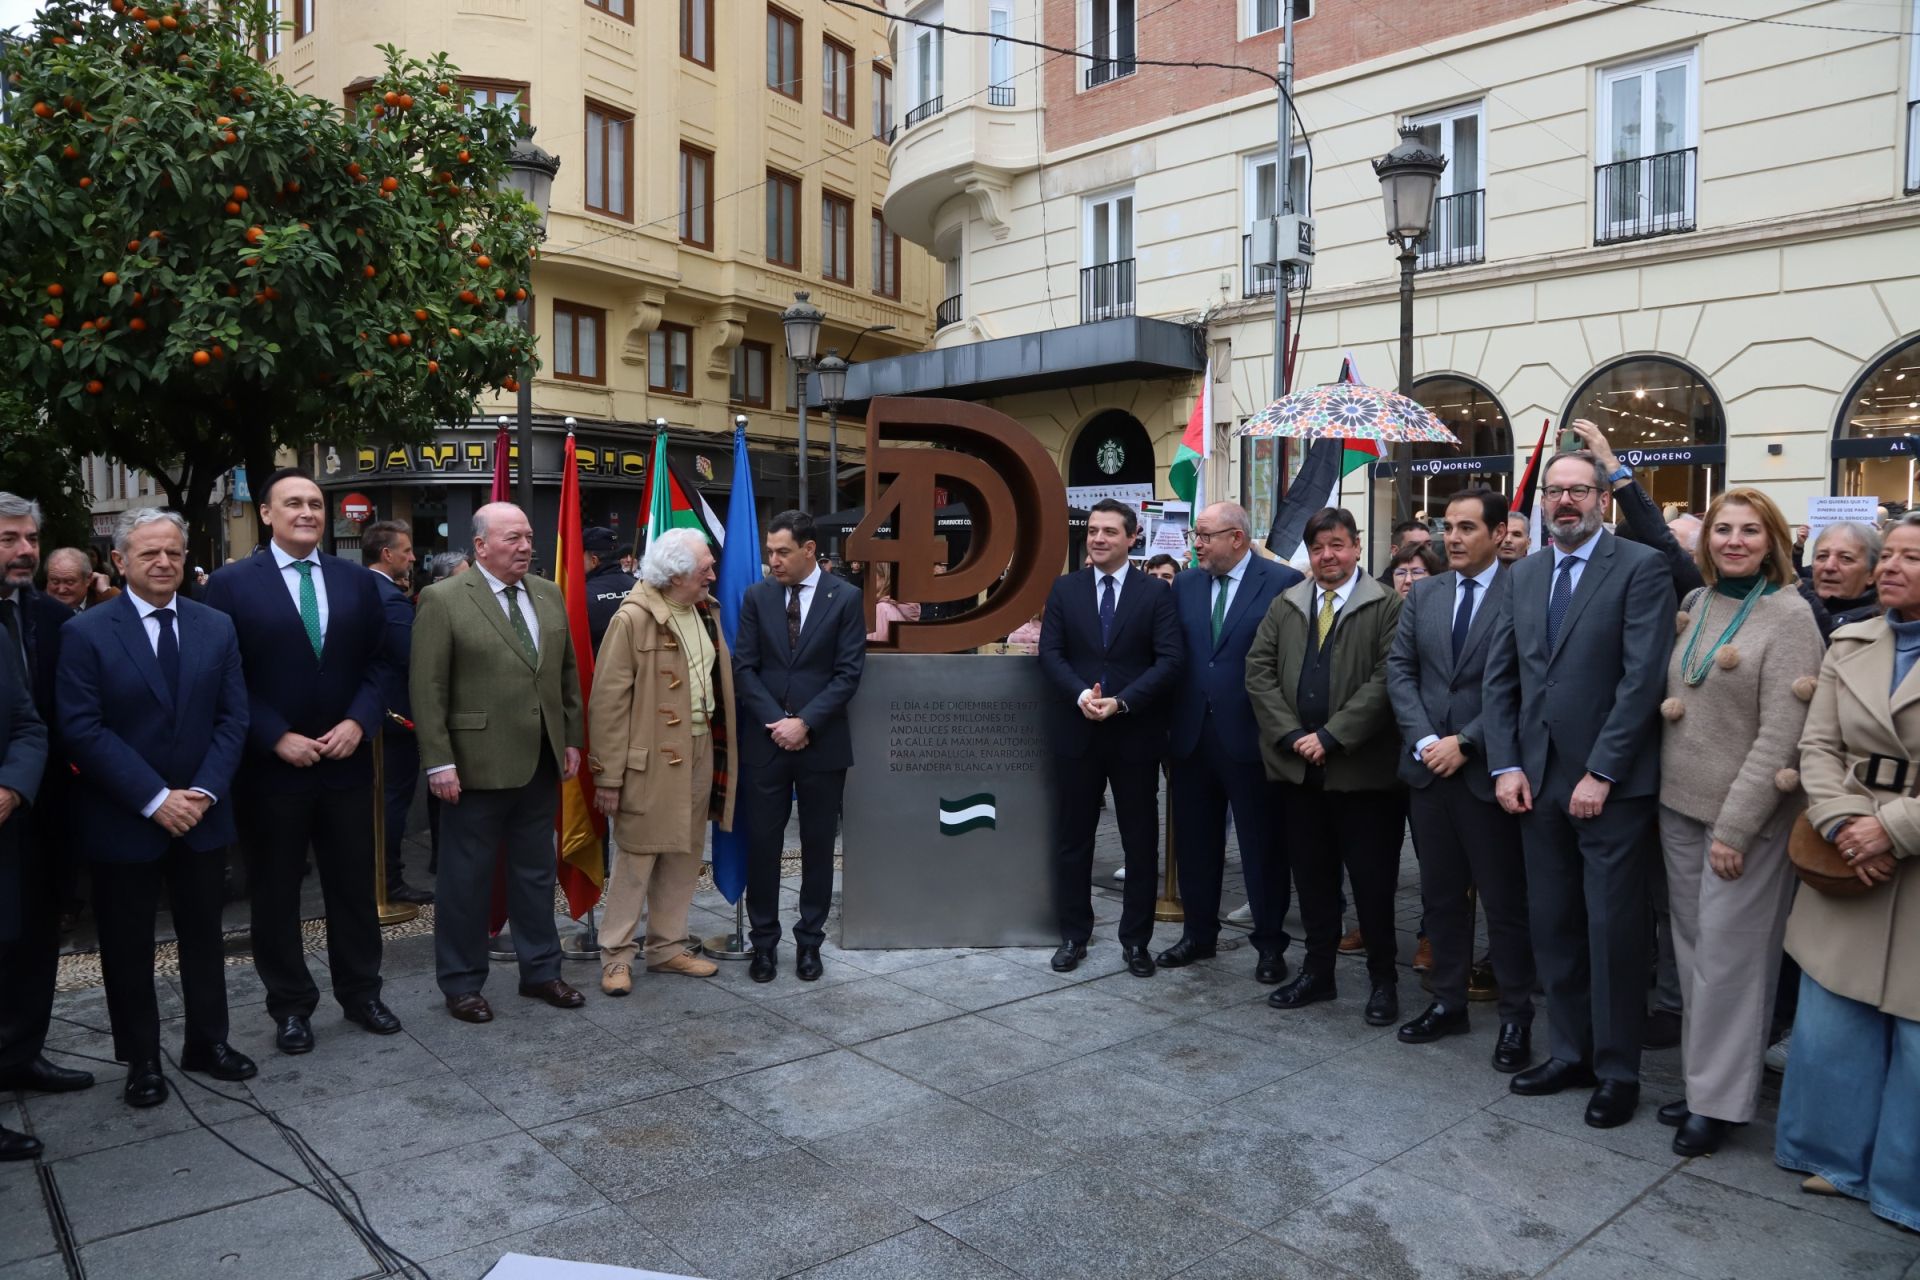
[502,139,560,522]
[781,291,825,511]
[1372,125,1446,522]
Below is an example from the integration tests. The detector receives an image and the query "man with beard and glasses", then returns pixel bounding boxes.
[1482,450,1675,1129]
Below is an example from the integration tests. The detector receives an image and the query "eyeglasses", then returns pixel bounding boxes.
[1192,528,1239,543]
[1542,485,1600,502]
[1390,566,1429,579]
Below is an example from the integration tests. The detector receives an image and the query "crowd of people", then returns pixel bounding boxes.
[0,419,1913,1237]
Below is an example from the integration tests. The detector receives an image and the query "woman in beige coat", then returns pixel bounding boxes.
[1782,513,1920,1233]
[587,528,739,997]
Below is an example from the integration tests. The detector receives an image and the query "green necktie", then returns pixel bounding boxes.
[292,560,323,659]
[503,583,538,663]
[1210,574,1229,642]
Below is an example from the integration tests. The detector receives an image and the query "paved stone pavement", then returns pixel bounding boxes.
[9,808,1919,1280]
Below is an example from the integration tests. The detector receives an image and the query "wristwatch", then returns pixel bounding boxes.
[1607,463,1633,484]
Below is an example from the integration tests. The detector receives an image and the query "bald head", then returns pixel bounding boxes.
[1195,502,1253,574]
[471,502,533,585]
[44,547,94,608]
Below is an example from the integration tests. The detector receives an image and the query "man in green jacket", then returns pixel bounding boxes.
[411,502,585,1024]
[1247,507,1406,1026]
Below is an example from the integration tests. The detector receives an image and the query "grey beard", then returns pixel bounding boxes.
[1549,509,1602,551]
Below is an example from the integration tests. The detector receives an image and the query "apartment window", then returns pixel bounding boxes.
[822,191,854,284]
[586,0,632,20]
[1410,102,1485,269]
[261,0,282,58]
[988,1,1013,103]
[294,0,314,41]
[1246,0,1310,36]
[731,341,772,408]
[1907,0,1920,193]
[1244,145,1309,296]
[584,102,633,220]
[461,78,531,128]
[1595,50,1698,244]
[767,8,802,99]
[649,323,693,395]
[873,64,893,138]
[552,301,606,384]
[937,254,963,327]
[1087,0,1135,89]
[1081,188,1135,321]
[766,169,801,269]
[907,2,943,123]
[681,0,713,66]
[679,143,714,249]
[871,210,900,298]
[823,37,854,125]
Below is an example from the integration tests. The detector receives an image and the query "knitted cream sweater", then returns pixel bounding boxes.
[1658,585,1825,852]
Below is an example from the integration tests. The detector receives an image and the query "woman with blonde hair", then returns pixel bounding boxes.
[1654,487,1824,1157]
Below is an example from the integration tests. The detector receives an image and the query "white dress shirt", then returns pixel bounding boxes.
[475,563,539,654]
[1312,570,1360,619]
[129,592,217,818]
[1413,561,1501,760]
[1549,528,1602,604]
[785,564,823,633]
[1206,551,1252,624]
[1078,560,1134,709]
[269,539,330,637]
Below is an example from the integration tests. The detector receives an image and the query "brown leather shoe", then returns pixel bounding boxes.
[445,992,494,1023]
[1338,926,1366,954]
[1412,938,1434,973]
[518,979,586,1009]
[647,952,718,977]
[601,964,632,996]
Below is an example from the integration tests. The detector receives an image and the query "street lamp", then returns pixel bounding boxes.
[503,138,560,526]
[814,351,849,520]
[1372,124,1445,522]
[781,291,825,511]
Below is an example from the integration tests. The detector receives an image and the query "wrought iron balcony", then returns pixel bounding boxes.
[1907,101,1920,194]
[1084,59,1134,89]
[988,84,1015,107]
[903,96,943,130]
[1080,259,1136,323]
[1415,188,1486,271]
[935,293,963,328]
[1594,147,1697,245]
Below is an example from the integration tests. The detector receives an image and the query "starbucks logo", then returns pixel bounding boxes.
[1095,438,1125,476]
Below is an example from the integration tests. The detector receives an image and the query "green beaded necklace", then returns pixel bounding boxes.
[1679,577,1768,686]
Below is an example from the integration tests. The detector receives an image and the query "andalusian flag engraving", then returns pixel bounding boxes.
[939,794,997,836]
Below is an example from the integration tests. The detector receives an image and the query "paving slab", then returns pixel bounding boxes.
[854,1014,1078,1096]
[75,1186,378,1280]
[1088,1018,1314,1104]
[1172,1233,1361,1280]
[807,1097,1066,1218]
[964,1057,1209,1149]
[1090,962,1272,1016]
[54,1114,305,1243]
[629,1004,838,1086]
[264,1074,518,1176]
[530,1087,792,1200]
[432,1204,698,1280]
[574,972,754,1039]
[0,1254,68,1280]
[1235,1050,1501,1164]
[763,975,963,1046]
[0,1164,57,1269]
[429,1021,687,1128]
[973,982,1181,1051]
[704,1049,940,1143]
[882,953,1075,1012]
[239,1021,452,1111]
[1194,989,1393,1065]
[1679,1115,1918,1239]
[1485,1089,1688,1169]
[791,1224,1022,1279]
[1541,1244,1698,1280]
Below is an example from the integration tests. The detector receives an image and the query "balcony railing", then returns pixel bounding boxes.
[1594,147,1697,245]
[876,123,897,144]
[1080,259,1136,323]
[935,293,963,328]
[1243,234,1276,298]
[1415,188,1486,271]
[988,83,1016,107]
[903,96,943,130]
[1084,59,1135,89]
[1907,101,1920,194]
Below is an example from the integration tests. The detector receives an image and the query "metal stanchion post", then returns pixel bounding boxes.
[372,734,421,928]
[561,830,608,961]
[702,896,752,961]
[1153,765,1183,923]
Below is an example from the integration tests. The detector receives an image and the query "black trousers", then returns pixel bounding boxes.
[92,844,229,1063]
[1052,739,1159,949]
[744,755,842,953]
[1170,718,1292,955]
[1408,775,1535,1023]
[1282,782,1404,985]
[433,751,563,994]
[382,730,421,890]
[0,831,59,1073]
[1521,780,1653,1084]
[239,783,383,1020]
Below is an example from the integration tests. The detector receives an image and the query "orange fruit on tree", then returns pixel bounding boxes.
[101,271,118,286]
[127,239,140,251]
[49,337,63,349]
[381,176,399,192]
[285,179,301,193]
[383,91,399,107]
[413,308,428,322]
[245,226,263,243]
[129,317,146,331]
[31,102,51,118]
[192,349,210,366]
[436,83,451,95]
[215,116,231,126]
[144,18,159,31]
[458,289,476,304]
[42,314,59,328]
[130,292,143,306]
[457,149,470,164]
[493,288,506,301]
[231,184,248,199]
[515,287,527,301]
[475,254,492,268]
[386,333,400,347]
[86,380,103,395]
[222,131,237,144]
[160,14,176,27]
[244,256,258,267]
[95,316,109,329]
[79,320,95,331]
[363,264,377,278]
[224,200,241,215]
[502,376,519,392]
[129,4,146,16]
[398,332,412,347]
[212,345,224,358]
[449,327,462,337]
[399,94,414,109]
[46,283,63,297]
[61,144,78,159]
[426,360,439,373]
[77,176,92,188]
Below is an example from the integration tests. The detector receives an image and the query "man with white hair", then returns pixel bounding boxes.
[43,547,118,612]
[588,528,738,995]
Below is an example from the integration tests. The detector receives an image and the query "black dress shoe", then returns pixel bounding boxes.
[1509,1057,1597,1096]
[750,949,778,983]
[123,1060,166,1108]
[1492,1023,1532,1074]
[179,1042,258,1082]
[387,883,435,905]
[1657,1098,1691,1127]
[274,1014,314,1056]
[1255,949,1288,985]
[1050,941,1087,973]
[1643,1007,1682,1050]
[1364,984,1400,1026]
[1585,1081,1640,1129]
[0,1055,95,1093]
[0,1125,42,1161]
[1124,945,1155,978]
[1672,1112,1732,1156]
[1268,970,1336,1009]
[1155,938,1215,968]
[1398,1002,1470,1044]
[343,999,403,1035]
[796,946,823,982]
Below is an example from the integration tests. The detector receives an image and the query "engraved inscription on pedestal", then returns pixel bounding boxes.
[885,699,1044,777]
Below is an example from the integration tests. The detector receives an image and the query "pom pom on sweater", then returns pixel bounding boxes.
[1661,697,1686,721]
[1674,612,1691,636]
[1792,675,1817,702]
[1775,768,1800,792]
[1716,646,1741,670]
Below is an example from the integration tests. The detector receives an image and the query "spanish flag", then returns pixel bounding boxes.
[552,432,606,919]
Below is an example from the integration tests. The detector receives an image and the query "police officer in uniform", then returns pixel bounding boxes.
[584,527,637,655]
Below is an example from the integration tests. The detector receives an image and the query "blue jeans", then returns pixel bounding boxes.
[1775,971,1920,1231]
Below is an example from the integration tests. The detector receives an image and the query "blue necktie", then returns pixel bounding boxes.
[1451,577,1477,663]
[1099,574,1116,648]
[1546,556,1577,650]
[154,607,180,705]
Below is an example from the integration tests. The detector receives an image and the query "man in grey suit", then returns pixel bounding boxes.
[1387,486,1536,1074]
[1482,451,1675,1129]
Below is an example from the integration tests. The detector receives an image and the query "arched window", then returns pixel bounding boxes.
[1833,334,1920,509]
[1565,355,1724,514]
[1399,375,1514,519]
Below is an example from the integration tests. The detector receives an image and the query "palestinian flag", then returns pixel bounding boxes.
[939,793,996,836]
[1169,360,1211,507]
[1341,439,1384,477]
[639,426,725,550]
[1511,418,1553,521]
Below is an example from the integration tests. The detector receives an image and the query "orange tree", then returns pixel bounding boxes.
[0,0,540,553]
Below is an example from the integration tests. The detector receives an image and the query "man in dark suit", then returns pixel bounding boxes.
[0,492,93,1100]
[0,638,49,1156]
[733,510,866,983]
[1387,486,1536,1072]
[361,519,431,906]
[1037,498,1182,976]
[57,509,255,1107]
[203,469,401,1055]
[1482,450,1676,1129]
[1159,502,1303,983]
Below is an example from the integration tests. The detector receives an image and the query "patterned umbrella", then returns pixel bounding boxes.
[1234,382,1462,446]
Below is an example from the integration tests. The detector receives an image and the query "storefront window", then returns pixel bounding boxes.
[1565,355,1723,515]
[1398,375,1513,519]
[1834,334,1920,509]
